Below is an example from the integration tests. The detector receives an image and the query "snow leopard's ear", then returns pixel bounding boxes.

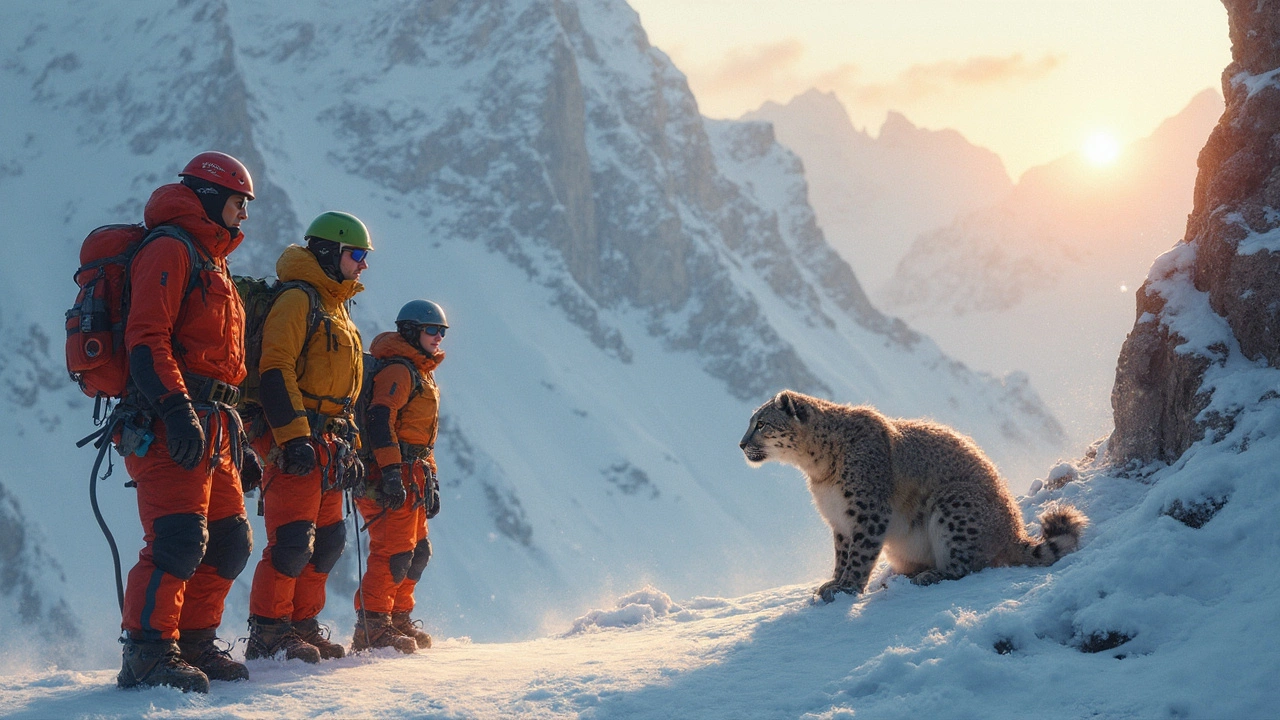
[775,390,809,423]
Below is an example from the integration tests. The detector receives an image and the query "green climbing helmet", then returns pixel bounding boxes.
[396,299,448,328]
[304,211,373,250]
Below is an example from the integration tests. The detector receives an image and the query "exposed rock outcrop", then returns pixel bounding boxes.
[1109,0,1280,465]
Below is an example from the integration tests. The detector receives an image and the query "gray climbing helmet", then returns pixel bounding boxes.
[396,299,448,328]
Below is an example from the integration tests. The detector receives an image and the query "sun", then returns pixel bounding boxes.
[1082,131,1122,167]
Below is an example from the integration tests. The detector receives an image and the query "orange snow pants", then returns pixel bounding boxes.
[122,408,251,641]
[354,461,430,614]
[248,436,347,622]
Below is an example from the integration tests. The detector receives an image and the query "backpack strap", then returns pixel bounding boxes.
[380,356,425,400]
[113,224,221,375]
[277,281,351,422]
[276,280,326,362]
[141,224,222,299]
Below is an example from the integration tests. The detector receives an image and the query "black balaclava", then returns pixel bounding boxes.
[306,237,345,283]
[181,176,236,235]
[397,321,422,353]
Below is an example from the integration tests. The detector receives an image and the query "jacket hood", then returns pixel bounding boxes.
[276,245,364,303]
[143,183,243,259]
[370,331,443,373]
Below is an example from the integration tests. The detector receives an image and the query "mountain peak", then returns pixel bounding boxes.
[743,88,870,143]
[878,109,917,137]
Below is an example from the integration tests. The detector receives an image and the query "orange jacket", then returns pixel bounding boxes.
[366,332,442,470]
[260,245,364,446]
[125,184,246,403]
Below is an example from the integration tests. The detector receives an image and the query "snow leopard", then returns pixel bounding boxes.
[739,390,1087,603]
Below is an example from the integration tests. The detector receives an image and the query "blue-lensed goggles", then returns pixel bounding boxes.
[422,325,446,337]
[345,247,369,262]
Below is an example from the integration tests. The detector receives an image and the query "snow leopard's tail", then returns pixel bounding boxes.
[1018,502,1088,566]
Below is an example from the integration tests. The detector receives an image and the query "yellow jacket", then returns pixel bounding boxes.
[259,245,364,447]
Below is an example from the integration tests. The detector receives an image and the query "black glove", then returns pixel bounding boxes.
[425,467,441,519]
[160,397,206,471]
[378,464,406,510]
[340,453,366,491]
[280,437,317,476]
[240,447,263,493]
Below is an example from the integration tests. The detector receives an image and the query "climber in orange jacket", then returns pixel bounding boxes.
[119,151,257,693]
[245,211,370,663]
[352,299,447,654]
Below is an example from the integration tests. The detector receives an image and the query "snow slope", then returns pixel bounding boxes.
[2,409,1277,717]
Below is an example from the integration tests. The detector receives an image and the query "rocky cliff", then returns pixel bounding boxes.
[1109,0,1280,465]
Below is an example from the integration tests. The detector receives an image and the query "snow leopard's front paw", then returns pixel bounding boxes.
[814,580,855,604]
[910,570,943,586]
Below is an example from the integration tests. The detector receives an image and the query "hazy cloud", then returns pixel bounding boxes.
[682,40,1062,114]
[847,54,1064,105]
[700,38,813,95]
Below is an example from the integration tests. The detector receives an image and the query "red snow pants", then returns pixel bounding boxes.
[248,436,347,622]
[121,408,249,641]
[354,461,430,614]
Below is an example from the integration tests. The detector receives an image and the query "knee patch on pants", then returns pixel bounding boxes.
[310,521,346,574]
[406,538,432,582]
[389,550,413,584]
[272,520,315,578]
[152,513,208,580]
[203,514,253,580]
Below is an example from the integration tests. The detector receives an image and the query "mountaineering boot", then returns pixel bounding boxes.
[391,611,433,649]
[245,615,322,664]
[177,628,249,682]
[351,611,417,654]
[117,636,210,693]
[293,616,346,660]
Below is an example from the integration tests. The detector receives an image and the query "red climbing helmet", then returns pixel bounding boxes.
[179,151,255,200]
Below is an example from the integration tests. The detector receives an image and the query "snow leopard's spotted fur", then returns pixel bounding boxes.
[740,390,1087,603]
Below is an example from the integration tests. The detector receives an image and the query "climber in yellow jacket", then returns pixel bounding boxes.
[246,211,370,663]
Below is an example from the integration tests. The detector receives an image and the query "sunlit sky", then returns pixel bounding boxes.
[628,0,1231,178]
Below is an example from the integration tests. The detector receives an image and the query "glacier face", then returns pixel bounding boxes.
[0,0,1065,654]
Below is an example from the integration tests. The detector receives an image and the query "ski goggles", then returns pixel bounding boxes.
[344,247,369,262]
[421,324,447,337]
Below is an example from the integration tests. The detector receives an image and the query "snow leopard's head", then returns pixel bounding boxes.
[739,390,810,467]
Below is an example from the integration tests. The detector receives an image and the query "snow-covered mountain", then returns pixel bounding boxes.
[0,0,1065,669]
[0,479,82,673]
[745,89,1014,295]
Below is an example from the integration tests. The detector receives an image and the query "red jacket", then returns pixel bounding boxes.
[125,183,247,402]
